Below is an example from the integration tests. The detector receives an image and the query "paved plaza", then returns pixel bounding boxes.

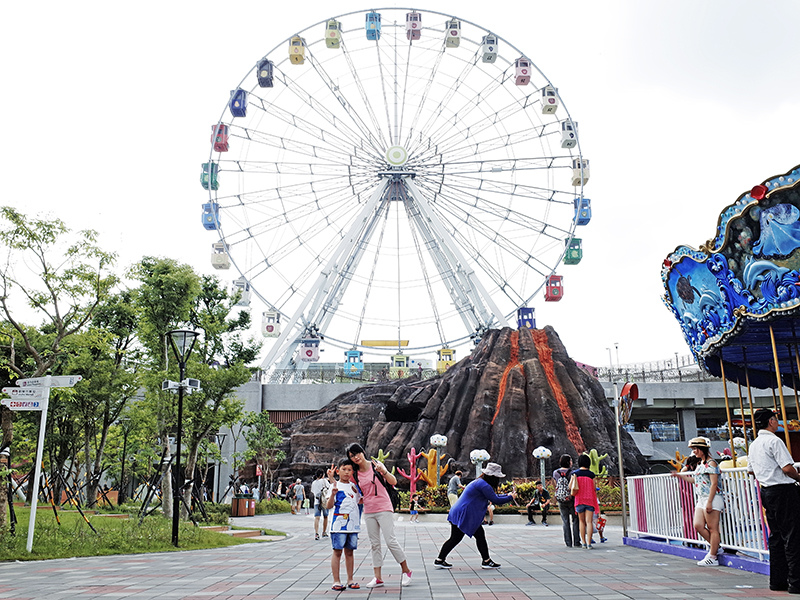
[0,513,778,600]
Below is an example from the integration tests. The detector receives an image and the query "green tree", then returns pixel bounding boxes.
[129,256,200,521]
[242,411,285,495]
[0,208,116,528]
[178,275,260,515]
[60,291,141,507]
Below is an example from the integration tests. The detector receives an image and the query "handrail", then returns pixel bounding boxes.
[627,467,768,561]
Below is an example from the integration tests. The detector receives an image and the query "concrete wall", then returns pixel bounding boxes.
[261,383,345,411]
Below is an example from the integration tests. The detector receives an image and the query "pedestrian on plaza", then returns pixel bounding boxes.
[525,480,551,526]
[252,483,260,502]
[311,469,331,540]
[434,462,517,570]
[409,494,420,523]
[553,454,581,548]
[671,437,723,566]
[747,408,800,592]
[572,454,600,549]
[292,478,305,515]
[326,459,362,591]
[447,470,464,507]
[347,443,413,588]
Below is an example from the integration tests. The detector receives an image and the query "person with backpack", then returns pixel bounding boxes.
[553,454,581,548]
[311,469,331,540]
[347,443,413,589]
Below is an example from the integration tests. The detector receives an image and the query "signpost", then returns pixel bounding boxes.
[1,374,81,552]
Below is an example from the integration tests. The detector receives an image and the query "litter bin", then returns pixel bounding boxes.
[231,494,254,517]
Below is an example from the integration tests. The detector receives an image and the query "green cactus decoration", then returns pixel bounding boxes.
[371,449,396,475]
[584,448,608,477]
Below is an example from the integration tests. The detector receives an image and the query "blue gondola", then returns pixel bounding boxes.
[574,197,591,225]
[344,350,364,377]
[202,202,220,230]
[229,89,248,118]
[365,11,381,40]
[256,58,274,87]
[517,307,536,329]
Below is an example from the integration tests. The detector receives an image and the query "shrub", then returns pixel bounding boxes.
[256,498,291,514]
[203,502,231,524]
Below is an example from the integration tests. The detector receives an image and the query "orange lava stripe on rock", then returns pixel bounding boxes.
[491,331,521,424]
[529,329,585,454]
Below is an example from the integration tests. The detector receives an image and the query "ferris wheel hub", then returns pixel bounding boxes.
[386,145,409,167]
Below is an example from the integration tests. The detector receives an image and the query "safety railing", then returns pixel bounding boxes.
[627,467,768,561]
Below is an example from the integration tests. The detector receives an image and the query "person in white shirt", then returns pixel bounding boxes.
[748,408,800,593]
[326,459,362,591]
[310,469,330,540]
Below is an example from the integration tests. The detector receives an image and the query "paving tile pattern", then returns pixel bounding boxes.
[0,513,776,599]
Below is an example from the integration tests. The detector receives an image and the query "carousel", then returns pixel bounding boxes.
[662,164,800,460]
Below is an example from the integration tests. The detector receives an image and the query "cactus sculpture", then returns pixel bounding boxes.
[668,450,687,472]
[584,448,608,476]
[396,447,424,495]
[371,449,396,475]
[419,448,449,487]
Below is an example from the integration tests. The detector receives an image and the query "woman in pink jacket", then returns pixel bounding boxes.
[572,453,600,549]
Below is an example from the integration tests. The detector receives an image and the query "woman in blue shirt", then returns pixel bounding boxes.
[434,462,517,569]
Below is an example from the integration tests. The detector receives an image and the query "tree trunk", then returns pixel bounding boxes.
[182,447,199,520]
[161,439,173,520]
[0,405,12,528]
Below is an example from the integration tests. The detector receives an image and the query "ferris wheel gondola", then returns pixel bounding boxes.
[200,8,590,374]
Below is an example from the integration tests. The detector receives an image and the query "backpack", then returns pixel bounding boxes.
[555,469,572,502]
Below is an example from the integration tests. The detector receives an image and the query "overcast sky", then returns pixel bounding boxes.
[2,0,798,370]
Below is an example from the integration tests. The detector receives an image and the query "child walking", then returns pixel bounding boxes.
[409,494,420,523]
[327,459,362,590]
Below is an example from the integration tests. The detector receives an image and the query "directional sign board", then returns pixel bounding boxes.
[2,387,46,400]
[0,397,45,411]
[16,375,82,388]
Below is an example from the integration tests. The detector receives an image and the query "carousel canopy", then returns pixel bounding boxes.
[662,164,800,389]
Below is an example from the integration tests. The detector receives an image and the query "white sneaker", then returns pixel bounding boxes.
[697,554,719,567]
[366,578,384,588]
[401,571,412,587]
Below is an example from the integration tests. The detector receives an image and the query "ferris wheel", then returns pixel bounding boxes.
[201,8,590,373]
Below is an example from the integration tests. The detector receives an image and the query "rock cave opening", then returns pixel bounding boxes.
[385,402,423,423]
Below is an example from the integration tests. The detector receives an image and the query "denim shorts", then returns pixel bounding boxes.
[575,504,595,513]
[330,532,358,550]
[314,503,329,518]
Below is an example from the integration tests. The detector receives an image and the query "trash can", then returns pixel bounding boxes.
[231,494,253,517]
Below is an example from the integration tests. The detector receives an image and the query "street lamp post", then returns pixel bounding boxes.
[430,434,448,486]
[532,446,551,483]
[469,449,490,478]
[167,328,199,547]
[608,346,629,538]
[215,432,227,503]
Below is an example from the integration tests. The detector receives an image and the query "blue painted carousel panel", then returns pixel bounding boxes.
[752,203,800,258]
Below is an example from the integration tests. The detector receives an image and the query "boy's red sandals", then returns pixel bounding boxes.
[347,583,360,589]
[331,584,345,591]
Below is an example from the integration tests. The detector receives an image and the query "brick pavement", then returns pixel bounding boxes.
[0,513,778,599]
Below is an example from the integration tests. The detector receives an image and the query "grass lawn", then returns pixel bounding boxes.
[0,508,285,562]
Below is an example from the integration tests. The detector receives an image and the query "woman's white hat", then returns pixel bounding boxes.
[482,462,505,477]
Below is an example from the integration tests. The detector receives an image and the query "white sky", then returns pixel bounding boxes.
[2,0,799,370]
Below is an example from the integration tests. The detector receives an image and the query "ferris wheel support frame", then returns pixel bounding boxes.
[260,170,512,373]
[260,179,391,371]
[404,178,510,331]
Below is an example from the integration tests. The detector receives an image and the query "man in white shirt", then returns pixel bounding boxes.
[748,408,800,593]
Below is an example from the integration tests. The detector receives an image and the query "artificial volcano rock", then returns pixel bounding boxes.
[281,326,649,480]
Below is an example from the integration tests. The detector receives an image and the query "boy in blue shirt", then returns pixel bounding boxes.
[327,459,362,590]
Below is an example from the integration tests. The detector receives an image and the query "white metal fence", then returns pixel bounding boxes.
[627,467,769,561]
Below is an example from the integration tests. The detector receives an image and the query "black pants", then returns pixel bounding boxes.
[558,499,581,547]
[438,523,490,561]
[527,503,549,523]
[761,484,800,589]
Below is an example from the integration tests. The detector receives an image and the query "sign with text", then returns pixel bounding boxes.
[0,397,45,411]
[16,375,82,388]
[2,387,46,400]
